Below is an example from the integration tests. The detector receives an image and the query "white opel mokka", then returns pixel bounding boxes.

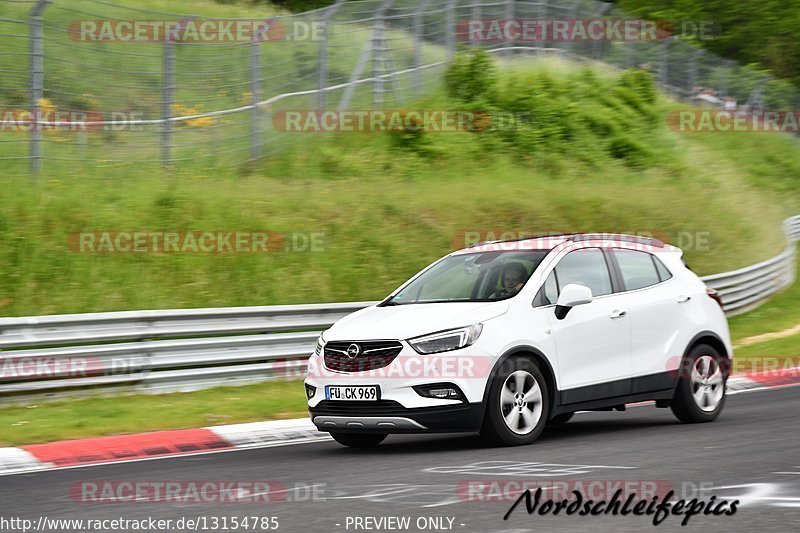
[304,234,731,447]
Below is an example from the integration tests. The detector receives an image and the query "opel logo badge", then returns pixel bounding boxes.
[347,343,360,358]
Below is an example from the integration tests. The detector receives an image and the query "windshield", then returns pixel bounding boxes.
[384,250,549,305]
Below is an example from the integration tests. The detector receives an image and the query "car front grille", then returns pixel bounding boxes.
[323,340,403,373]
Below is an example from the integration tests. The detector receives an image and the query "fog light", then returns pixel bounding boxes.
[413,383,466,401]
[305,384,316,399]
[429,388,460,399]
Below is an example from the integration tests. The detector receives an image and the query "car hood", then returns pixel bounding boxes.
[325,301,510,341]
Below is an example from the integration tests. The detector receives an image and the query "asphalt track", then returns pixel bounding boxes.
[2,386,799,533]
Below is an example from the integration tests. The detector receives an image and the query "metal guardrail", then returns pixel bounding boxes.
[702,215,799,316]
[0,217,797,401]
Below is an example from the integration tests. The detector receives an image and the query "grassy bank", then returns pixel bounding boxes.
[2,56,799,316]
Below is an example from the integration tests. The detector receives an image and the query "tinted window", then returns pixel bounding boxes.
[654,256,672,282]
[540,271,559,305]
[387,250,548,305]
[614,249,660,290]
[554,248,613,297]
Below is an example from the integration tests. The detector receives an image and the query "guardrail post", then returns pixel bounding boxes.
[250,40,262,160]
[28,0,50,175]
[162,36,175,168]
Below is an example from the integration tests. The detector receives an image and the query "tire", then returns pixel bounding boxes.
[547,412,574,426]
[329,432,387,448]
[481,357,550,446]
[670,344,727,423]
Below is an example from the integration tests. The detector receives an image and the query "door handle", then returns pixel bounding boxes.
[610,310,627,319]
[677,295,691,303]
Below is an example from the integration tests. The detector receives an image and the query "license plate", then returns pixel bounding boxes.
[325,385,379,401]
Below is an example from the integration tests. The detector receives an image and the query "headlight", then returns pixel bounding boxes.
[314,332,326,356]
[408,323,483,354]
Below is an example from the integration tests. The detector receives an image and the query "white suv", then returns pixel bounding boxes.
[304,234,732,447]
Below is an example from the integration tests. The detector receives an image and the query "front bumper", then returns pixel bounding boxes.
[308,400,484,433]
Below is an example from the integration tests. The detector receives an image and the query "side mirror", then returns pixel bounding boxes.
[554,284,593,320]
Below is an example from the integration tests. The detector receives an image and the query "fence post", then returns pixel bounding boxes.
[412,0,431,96]
[470,1,481,47]
[162,37,175,167]
[567,0,581,55]
[318,1,344,109]
[28,0,50,175]
[504,0,514,58]
[250,40,261,160]
[372,6,385,106]
[718,59,732,99]
[445,0,456,61]
[689,48,703,96]
[658,37,671,90]
[592,3,612,59]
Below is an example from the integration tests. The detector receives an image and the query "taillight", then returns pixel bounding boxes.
[706,287,724,308]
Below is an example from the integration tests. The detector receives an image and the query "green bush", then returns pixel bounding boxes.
[608,133,651,167]
[444,49,497,103]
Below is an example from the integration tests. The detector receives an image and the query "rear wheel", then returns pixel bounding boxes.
[329,432,387,448]
[547,412,574,426]
[481,358,549,446]
[671,344,726,423]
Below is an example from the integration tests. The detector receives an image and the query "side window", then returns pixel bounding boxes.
[653,256,673,282]
[542,271,559,305]
[614,249,660,290]
[554,248,613,297]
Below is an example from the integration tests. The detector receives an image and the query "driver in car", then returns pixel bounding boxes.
[490,263,528,299]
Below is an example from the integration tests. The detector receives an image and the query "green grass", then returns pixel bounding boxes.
[1,57,799,316]
[0,380,307,447]
[734,334,800,359]
[728,262,800,344]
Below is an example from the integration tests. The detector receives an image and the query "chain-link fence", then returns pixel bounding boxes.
[1,0,797,175]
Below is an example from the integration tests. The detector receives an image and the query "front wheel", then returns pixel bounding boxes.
[481,358,549,446]
[670,344,726,423]
[329,432,387,448]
